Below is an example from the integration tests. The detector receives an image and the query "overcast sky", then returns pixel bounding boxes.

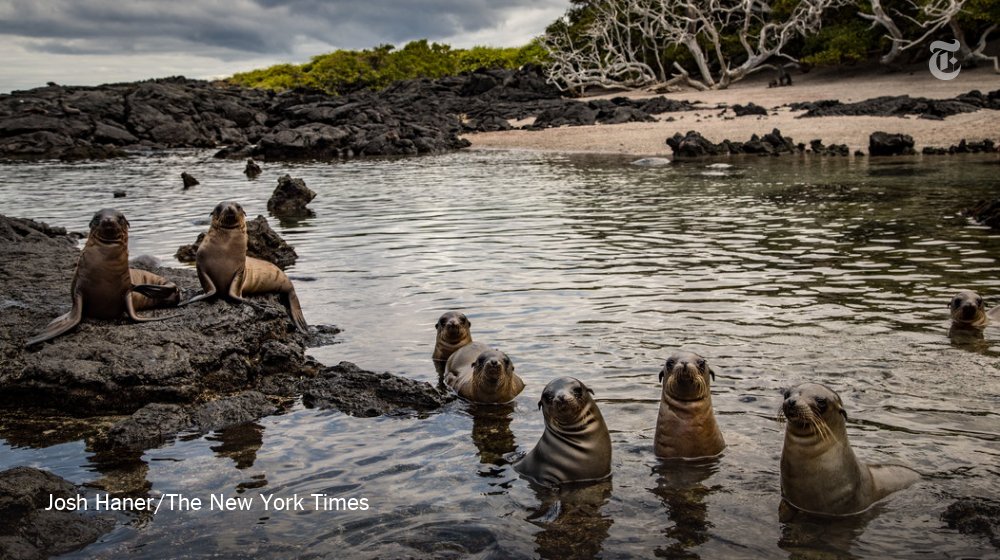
[0,0,569,93]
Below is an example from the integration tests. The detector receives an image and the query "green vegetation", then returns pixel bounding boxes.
[228,40,548,95]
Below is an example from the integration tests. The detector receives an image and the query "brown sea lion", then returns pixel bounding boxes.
[180,201,307,331]
[433,311,473,362]
[780,383,919,517]
[949,290,1000,329]
[514,377,612,487]
[654,351,725,460]
[25,209,180,347]
[444,348,525,404]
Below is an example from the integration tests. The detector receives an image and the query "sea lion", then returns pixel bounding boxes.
[949,290,1000,329]
[25,209,180,347]
[514,377,612,486]
[244,159,262,178]
[780,383,919,517]
[654,351,725,459]
[180,172,199,189]
[180,201,307,332]
[444,348,525,404]
[433,311,473,362]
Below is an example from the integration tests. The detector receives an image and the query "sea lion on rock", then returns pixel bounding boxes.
[514,377,612,486]
[949,290,1000,329]
[444,348,524,404]
[654,351,725,459]
[780,383,919,517]
[433,311,473,362]
[180,201,307,331]
[25,209,180,347]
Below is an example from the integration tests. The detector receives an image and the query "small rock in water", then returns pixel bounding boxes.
[267,174,316,217]
[181,172,199,189]
[112,189,126,198]
[630,157,672,167]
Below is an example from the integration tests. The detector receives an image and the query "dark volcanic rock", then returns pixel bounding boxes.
[180,171,199,189]
[869,131,915,156]
[667,130,722,157]
[0,467,114,559]
[922,138,997,155]
[668,128,799,158]
[301,361,454,417]
[105,391,278,449]
[732,103,768,117]
[531,102,599,128]
[808,139,850,156]
[966,198,1000,229]
[267,174,316,217]
[942,497,1000,548]
[794,90,1000,118]
[1,214,312,415]
[175,214,298,269]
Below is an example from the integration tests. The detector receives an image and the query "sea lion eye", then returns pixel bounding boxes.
[462,317,470,326]
[504,357,511,367]
[665,358,675,371]
[977,298,983,307]
[782,389,791,399]
[696,358,706,370]
[951,298,961,309]
[573,386,583,398]
[815,397,828,412]
[543,393,553,404]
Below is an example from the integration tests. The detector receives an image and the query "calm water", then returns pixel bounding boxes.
[1,150,999,559]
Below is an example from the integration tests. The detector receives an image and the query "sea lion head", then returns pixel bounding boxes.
[88,208,129,244]
[949,290,986,326]
[539,377,595,426]
[659,350,714,401]
[472,349,514,390]
[436,311,471,343]
[781,383,846,442]
[211,201,247,230]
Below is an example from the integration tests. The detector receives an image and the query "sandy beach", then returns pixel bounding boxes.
[464,65,1000,155]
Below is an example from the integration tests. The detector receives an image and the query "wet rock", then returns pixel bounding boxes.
[667,130,722,157]
[244,158,262,178]
[180,171,199,189]
[869,131,915,156]
[0,466,114,559]
[267,174,316,217]
[966,198,1000,229]
[731,103,768,117]
[808,139,850,156]
[112,189,126,198]
[942,497,1000,548]
[301,361,454,417]
[105,391,278,449]
[0,214,312,415]
[175,214,297,269]
[668,128,798,158]
[922,138,997,155]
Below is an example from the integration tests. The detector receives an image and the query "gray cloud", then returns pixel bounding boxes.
[0,0,568,91]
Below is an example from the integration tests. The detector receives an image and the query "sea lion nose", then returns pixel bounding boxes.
[487,358,500,367]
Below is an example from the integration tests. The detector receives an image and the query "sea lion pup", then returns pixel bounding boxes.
[180,201,307,332]
[780,383,919,517]
[444,348,525,404]
[514,377,612,487]
[949,290,1000,329]
[654,351,725,459]
[433,311,473,362]
[25,209,180,347]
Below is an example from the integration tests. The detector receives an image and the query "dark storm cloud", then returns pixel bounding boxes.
[0,0,566,57]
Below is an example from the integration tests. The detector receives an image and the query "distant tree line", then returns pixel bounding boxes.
[542,0,999,91]
[228,40,548,95]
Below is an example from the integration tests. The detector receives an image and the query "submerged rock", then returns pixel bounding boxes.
[630,157,672,167]
[175,214,298,269]
[942,497,1000,549]
[300,361,454,417]
[267,174,316,217]
[0,466,114,559]
[966,199,1000,229]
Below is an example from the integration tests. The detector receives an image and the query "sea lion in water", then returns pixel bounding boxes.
[180,201,307,331]
[949,290,1000,329]
[444,348,525,404]
[780,383,919,517]
[433,311,473,362]
[514,377,612,486]
[654,351,725,459]
[25,209,180,346]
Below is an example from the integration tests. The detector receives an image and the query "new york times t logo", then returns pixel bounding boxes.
[929,39,961,80]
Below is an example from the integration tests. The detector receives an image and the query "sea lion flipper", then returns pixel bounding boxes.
[125,289,175,322]
[988,306,1000,320]
[25,292,84,347]
[132,283,179,301]
[281,289,309,332]
[179,269,217,306]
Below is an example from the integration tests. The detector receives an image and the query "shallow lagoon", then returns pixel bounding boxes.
[1,150,999,558]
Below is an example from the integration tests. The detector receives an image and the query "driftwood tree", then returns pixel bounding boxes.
[861,0,998,71]
[544,0,848,92]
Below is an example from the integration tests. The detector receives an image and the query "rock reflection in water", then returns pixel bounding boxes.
[207,422,265,470]
[527,480,613,560]
[650,458,721,558]
[468,403,517,470]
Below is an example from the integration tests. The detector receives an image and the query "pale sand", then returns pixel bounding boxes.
[464,65,1000,156]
